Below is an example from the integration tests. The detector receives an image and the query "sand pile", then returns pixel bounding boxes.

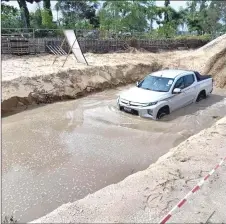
[199,34,226,51]
[165,34,226,88]
[204,47,226,88]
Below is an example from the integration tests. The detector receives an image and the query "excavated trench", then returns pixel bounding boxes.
[2,62,162,116]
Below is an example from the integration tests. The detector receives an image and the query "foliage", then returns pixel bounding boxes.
[57,0,100,28]
[157,22,177,38]
[1,3,22,28]
[153,5,185,38]
[1,0,226,38]
[41,9,54,27]
[184,0,225,35]
[99,1,155,32]
[30,7,42,28]
[1,0,52,28]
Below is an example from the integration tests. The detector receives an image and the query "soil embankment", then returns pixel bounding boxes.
[32,117,226,223]
[1,62,161,116]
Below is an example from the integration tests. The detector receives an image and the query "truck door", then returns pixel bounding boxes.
[183,74,196,104]
[170,77,187,111]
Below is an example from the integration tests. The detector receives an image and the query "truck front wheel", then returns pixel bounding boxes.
[157,106,170,120]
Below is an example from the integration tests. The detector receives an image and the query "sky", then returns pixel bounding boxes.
[5,1,188,21]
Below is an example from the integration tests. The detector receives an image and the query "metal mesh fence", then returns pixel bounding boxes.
[1,28,218,55]
[2,28,216,40]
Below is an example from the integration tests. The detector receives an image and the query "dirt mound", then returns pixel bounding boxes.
[164,34,226,88]
[204,47,226,88]
[198,34,226,51]
[198,34,226,88]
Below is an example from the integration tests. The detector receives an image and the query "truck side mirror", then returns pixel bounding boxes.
[173,88,182,94]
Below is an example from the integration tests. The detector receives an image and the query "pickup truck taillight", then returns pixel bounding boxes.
[211,79,214,93]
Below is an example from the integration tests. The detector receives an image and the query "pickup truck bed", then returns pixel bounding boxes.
[194,71,212,82]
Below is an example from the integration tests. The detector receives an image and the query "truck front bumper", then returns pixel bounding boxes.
[117,99,158,120]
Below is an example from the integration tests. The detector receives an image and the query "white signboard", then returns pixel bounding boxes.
[63,29,88,65]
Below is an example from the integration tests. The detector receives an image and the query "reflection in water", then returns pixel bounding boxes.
[2,86,226,222]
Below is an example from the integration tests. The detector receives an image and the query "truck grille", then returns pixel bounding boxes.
[120,99,147,107]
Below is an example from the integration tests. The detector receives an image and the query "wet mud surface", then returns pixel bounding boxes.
[2,86,226,222]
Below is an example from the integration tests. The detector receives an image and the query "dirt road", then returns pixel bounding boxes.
[2,86,226,222]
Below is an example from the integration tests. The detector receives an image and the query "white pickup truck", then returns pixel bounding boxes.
[117,69,213,120]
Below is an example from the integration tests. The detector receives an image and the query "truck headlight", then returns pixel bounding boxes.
[146,101,158,106]
[117,96,120,104]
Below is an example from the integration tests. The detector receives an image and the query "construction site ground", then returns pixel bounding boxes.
[2,34,226,223]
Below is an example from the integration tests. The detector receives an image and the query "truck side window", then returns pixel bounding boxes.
[184,74,195,88]
[174,77,185,90]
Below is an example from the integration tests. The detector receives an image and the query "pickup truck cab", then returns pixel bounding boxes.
[117,69,213,120]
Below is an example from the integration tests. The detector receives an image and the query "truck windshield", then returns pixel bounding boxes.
[138,75,174,92]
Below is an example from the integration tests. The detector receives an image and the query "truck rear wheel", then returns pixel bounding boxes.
[196,90,206,102]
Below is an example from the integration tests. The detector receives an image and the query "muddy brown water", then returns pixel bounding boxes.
[2,85,226,222]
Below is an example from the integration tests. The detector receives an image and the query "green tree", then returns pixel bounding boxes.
[1,0,42,28]
[203,1,222,35]
[30,7,42,28]
[164,0,170,23]
[185,0,225,35]
[185,0,205,34]
[17,0,30,28]
[99,1,125,30]
[57,0,100,28]
[30,1,54,29]
[153,4,184,38]
[41,8,53,27]
[99,1,155,32]
[1,3,22,28]
[215,1,226,31]
[43,0,52,22]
